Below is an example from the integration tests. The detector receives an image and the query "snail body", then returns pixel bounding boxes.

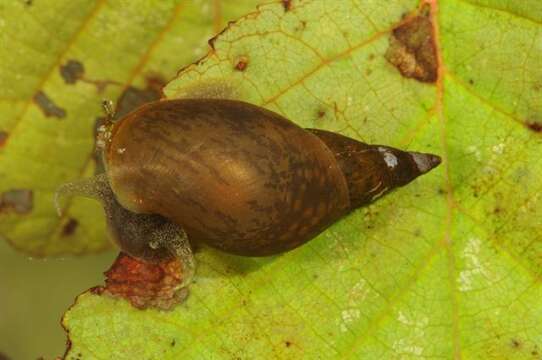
[57,99,440,269]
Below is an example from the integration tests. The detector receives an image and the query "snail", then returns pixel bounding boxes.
[56,98,441,287]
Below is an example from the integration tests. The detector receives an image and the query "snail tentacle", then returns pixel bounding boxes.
[55,173,195,283]
[54,173,112,216]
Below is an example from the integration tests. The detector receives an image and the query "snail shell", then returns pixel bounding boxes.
[57,99,440,263]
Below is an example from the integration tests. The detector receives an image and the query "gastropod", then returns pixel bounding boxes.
[56,98,441,288]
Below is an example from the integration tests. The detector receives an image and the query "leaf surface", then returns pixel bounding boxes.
[2,0,541,359]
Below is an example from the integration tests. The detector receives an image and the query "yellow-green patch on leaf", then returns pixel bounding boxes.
[62,0,541,359]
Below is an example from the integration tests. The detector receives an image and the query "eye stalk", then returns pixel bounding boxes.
[102,99,115,124]
[95,100,116,151]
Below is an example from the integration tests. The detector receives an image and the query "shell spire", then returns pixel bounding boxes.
[307,129,441,210]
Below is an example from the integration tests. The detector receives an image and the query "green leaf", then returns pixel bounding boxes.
[7,0,542,358]
[0,0,260,256]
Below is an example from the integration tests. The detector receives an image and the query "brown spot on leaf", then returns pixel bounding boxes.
[526,121,542,133]
[285,340,292,347]
[60,59,85,84]
[0,131,8,148]
[61,218,79,236]
[33,91,67,118]
[0,352,11,360]
[92,252,188,310]
[282,0,292,12]
[234,56,249,71]
[295,20,307,32]
[385,4,438,83]
[511,338,521,349]
[115,87,154,118]
[0,189,33,214]
[317,109,326,118]
[59,59,122,92]
[145,74,166,94]
[468,79,475,85]
[114,76,165,120]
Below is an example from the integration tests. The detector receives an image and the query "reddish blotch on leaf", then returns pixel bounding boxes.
[91,252,189,310]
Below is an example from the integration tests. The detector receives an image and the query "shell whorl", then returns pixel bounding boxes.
[307,128,441,210]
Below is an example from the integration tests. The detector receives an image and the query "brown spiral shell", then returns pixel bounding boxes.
[100,99,440,257]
